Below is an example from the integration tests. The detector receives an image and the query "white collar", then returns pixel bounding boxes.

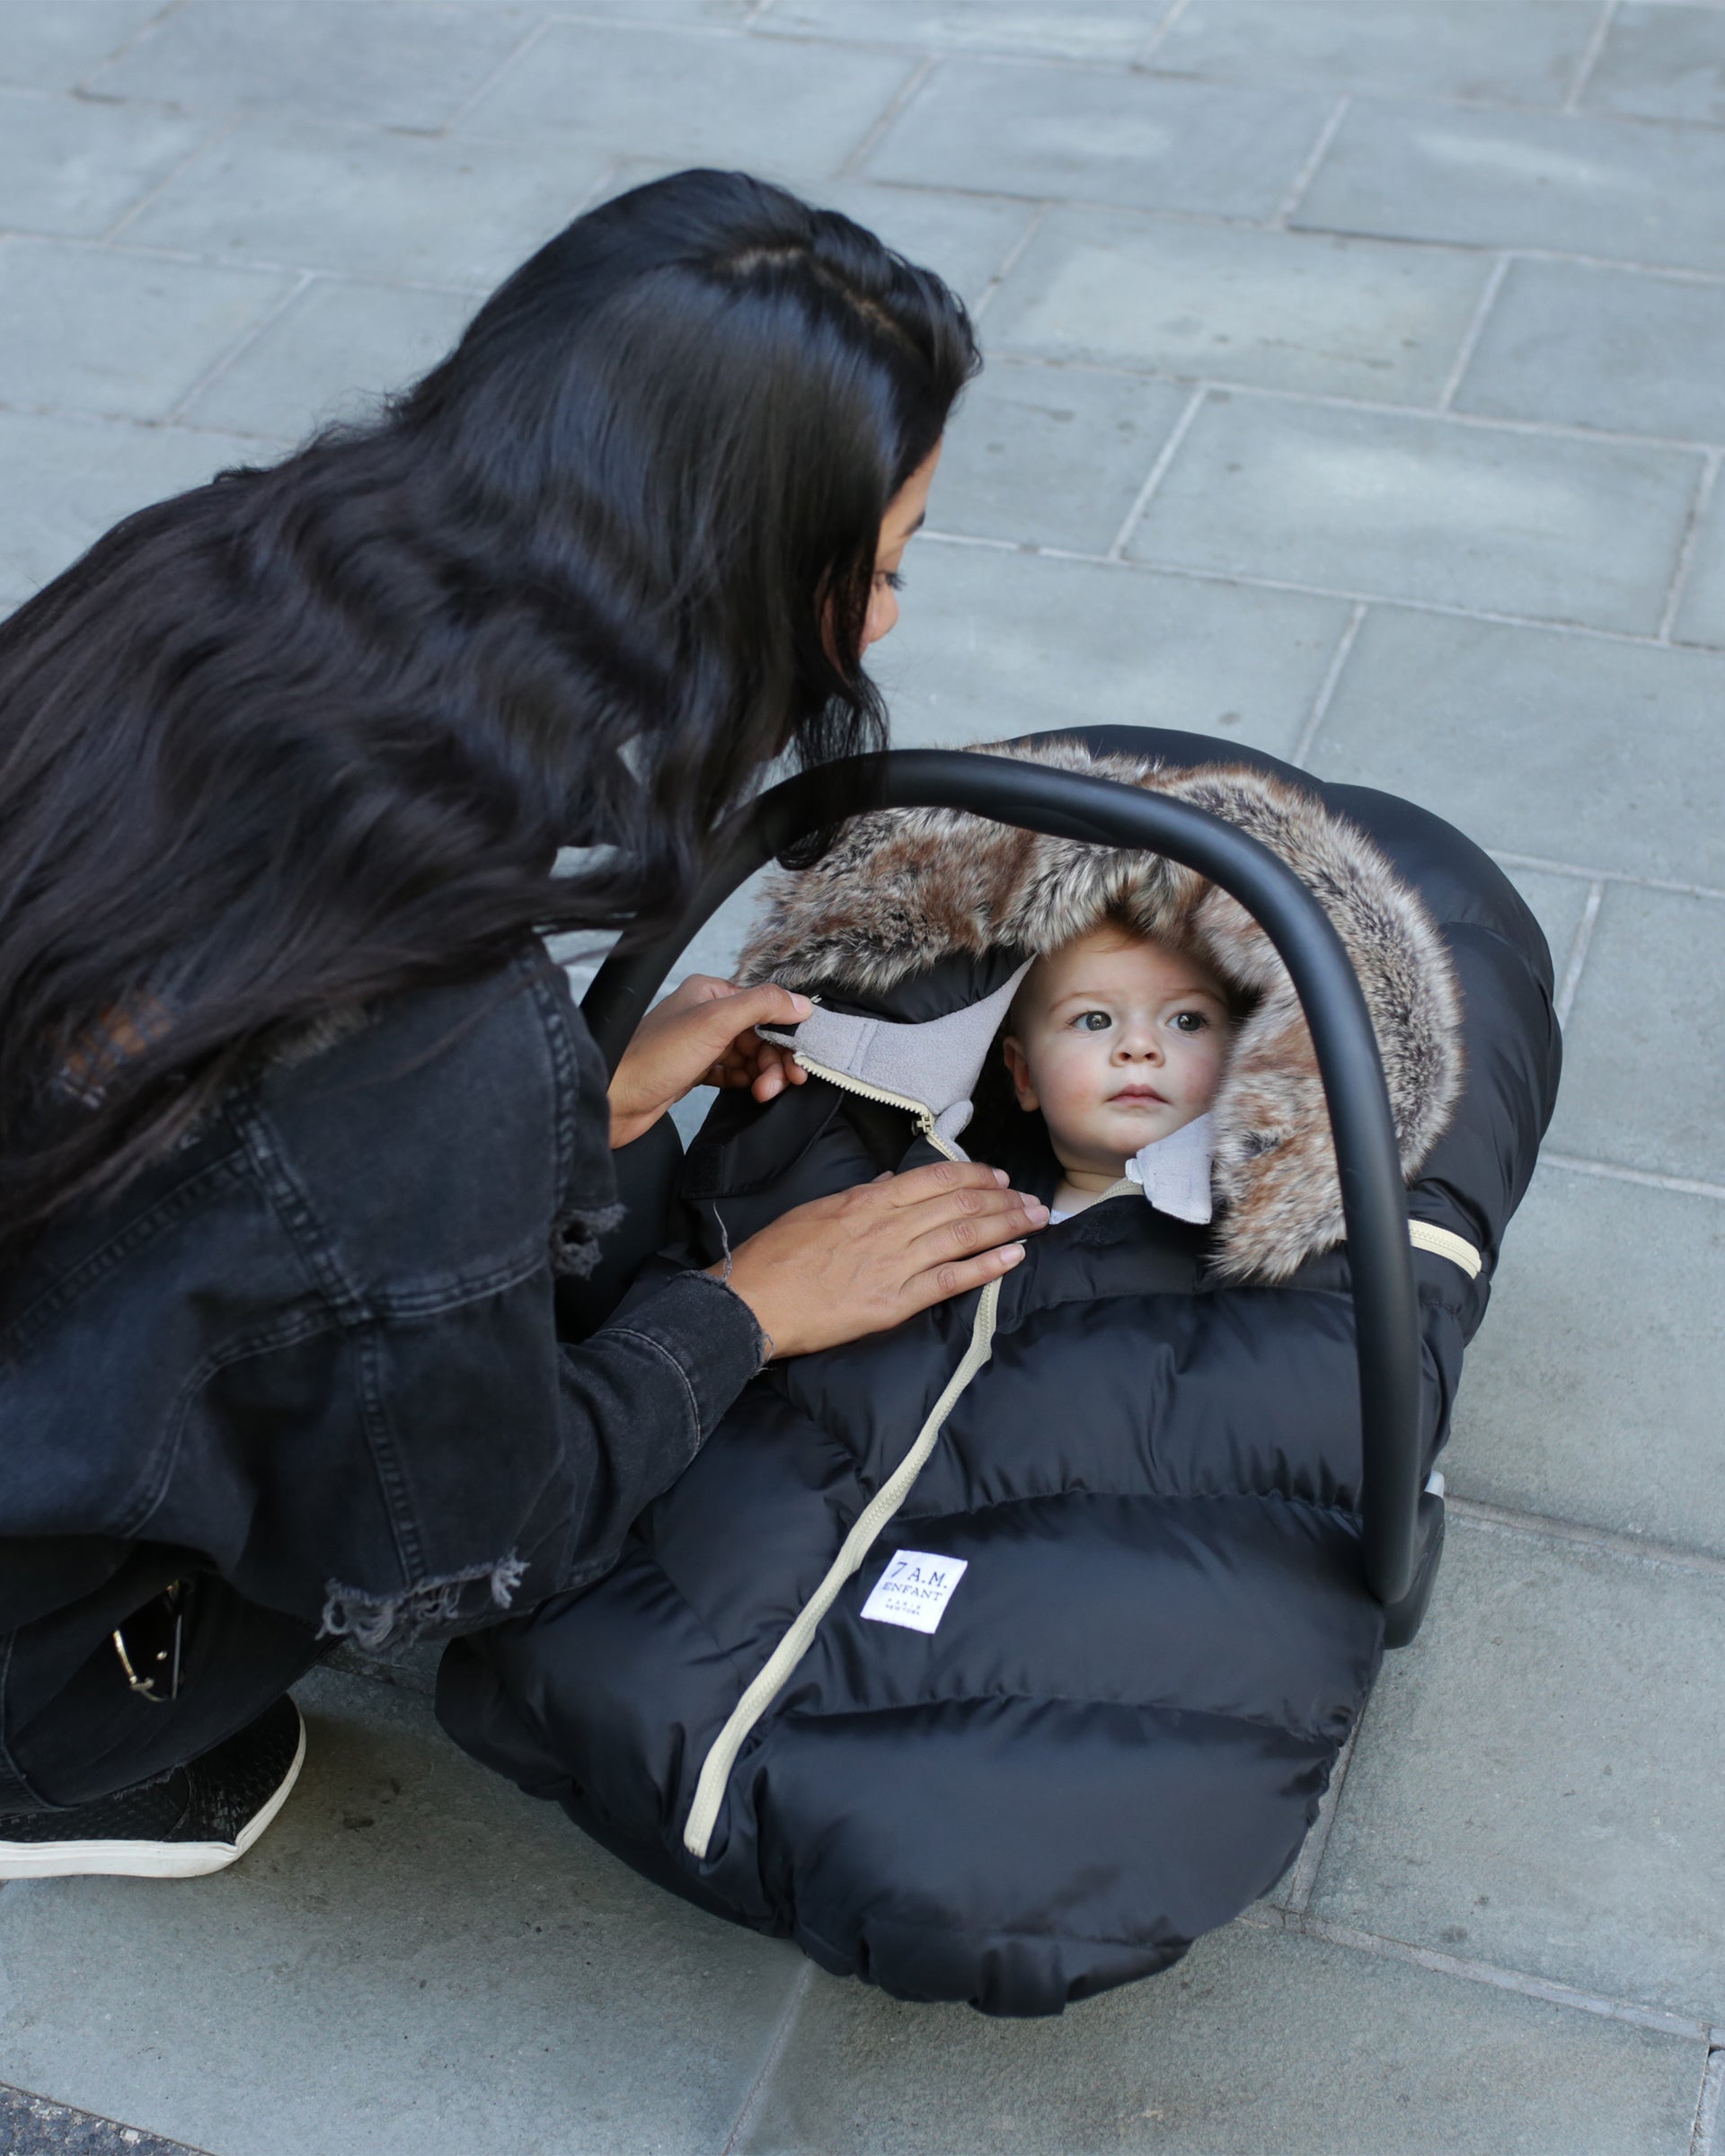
[1124,1111,1215,1224]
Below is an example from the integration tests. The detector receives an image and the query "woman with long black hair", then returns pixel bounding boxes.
[0,171,1048,1878]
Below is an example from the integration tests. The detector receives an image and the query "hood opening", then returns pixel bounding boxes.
[739,738,1465,1283]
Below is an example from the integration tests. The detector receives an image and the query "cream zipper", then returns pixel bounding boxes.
[792,1051,965,1162]
[683,1274,1002,1860]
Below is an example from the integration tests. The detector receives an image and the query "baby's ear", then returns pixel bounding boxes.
[1000,1035,1039,1112]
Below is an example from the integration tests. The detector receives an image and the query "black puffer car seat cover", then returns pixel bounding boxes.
[438,728,1561,2017]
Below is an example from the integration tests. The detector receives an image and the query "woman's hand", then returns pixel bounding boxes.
[714,1161,1049,1360]
[608,974,814,1149]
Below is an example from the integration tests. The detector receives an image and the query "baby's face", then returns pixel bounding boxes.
[1002,927,1232,1179]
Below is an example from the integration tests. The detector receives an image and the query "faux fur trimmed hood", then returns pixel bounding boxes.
[738,738,1465,1282]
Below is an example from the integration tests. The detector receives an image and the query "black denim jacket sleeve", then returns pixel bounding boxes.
[0,946,767,1655]
[249,948,769,1650]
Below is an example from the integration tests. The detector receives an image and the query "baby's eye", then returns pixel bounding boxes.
[1170,1010,1209,1034]
[1073,1010,1112,1033]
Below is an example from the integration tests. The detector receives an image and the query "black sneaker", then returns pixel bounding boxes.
[0,1696,305,1880]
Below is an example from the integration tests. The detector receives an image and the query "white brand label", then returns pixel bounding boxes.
[860,1551,968,1634]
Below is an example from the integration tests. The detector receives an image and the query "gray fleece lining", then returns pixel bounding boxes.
[760,962,1032,1145]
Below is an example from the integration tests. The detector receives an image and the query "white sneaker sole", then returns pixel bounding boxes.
[0,1710,306,1880]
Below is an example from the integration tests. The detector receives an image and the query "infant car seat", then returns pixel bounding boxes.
[439,727,1560,2016]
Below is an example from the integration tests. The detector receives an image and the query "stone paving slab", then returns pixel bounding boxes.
[1445,1164,1725,1557]
[1546,883,1725,1181]
[0,0,165,93]
[985,205,1494,404]
[1307,606,1725,886]
[1580,0,1725,127]
[1453,256,1725,443]
[865,57,1334,216]
[730,1920,1708,2156]
[178,276,478,444]
[0,408,259,608]
[1309,1517,1725,2027]
[871,540,1355,760]
[759,0,1174,63]
[120,119,613,287]
[1152,0,1602,106]
[0,241,298,425]
[456,21,914,178]
[86,0,537,131]
[929,358,1191,554]
[1673,481,1725,647]
[1293,97,1725,275]
[0,1668,805,2156]
[0,87,211,242]
[1126,392,1703,634]
[1499,864,1596,977]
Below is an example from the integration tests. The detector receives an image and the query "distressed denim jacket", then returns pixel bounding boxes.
[0,944,765,1806]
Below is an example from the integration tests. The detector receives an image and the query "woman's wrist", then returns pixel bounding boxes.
[703,1260,777,1365]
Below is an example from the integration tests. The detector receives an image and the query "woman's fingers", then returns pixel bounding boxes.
[900,1186,1048,1263]
[607,974,812,1146]
[718,1160,1048,1357]
[898,1241,1028,1316]
[871,1158,1012,1207]
[859,1159,1045,1257]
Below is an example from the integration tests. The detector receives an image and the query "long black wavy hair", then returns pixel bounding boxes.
[0,169,978,1257]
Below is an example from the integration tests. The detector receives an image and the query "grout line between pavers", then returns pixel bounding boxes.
[73,0,192,93]
[1552,878,1605,1029]
[922,524,1724,656]
[1105,383,1206,559]
[718,1959,815,2156]
[1489,850,1725,905]
[838,49,938,180]
[1446,1496,1725,1580]
[1272,93,1349,229]
[1540,1151,1725,1204]
[439,14,556,137]
[980,356,1725,461]
[0,393,293,449]
[1291,1914,1714,2043]
[1137,0,1199,68]
[1277,1721,1358,1914]
[98,115,238,246]
[1659,450,1722,642]
[1693,2044,1725,2156]
[1437,253,1511,413]
[967,199,1049,327]
[1565,0,1623,114]
[163,267,315,426]
[25,227,491,296]
[1288,599,1366,769]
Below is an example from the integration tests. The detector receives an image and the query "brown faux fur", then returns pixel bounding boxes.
[738,738,1465,1283]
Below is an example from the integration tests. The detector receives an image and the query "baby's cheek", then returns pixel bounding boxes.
[1037,1044,1106,1123]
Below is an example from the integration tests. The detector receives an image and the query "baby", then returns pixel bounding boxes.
[1000,919,1234,1224]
